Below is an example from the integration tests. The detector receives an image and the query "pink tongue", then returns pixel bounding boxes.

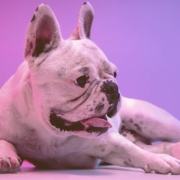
[81,118,112,128]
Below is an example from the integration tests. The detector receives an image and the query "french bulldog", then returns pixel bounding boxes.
[0,1,180,174]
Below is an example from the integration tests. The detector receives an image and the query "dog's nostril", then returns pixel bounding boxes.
[103,87,115,99]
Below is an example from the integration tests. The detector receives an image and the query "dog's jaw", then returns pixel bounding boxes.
[49,111,112,137]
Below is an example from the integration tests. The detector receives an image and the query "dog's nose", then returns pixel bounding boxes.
[101,80,120,117]
[101,80,120,104]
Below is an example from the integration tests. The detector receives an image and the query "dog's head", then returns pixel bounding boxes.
[24,2,121,137]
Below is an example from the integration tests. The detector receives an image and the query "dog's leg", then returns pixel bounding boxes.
[120,96,180,142]
[0,140,22,173]
[120,128,180,160]
[136,141,180,160]
[89,132,180,174]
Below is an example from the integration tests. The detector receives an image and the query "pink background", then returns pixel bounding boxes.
[0,0,180,119]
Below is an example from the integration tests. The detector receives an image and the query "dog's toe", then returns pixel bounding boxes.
[0,156,21,173]
[164,156,180,175]
[0,158,11,173]
[146,154,180,175]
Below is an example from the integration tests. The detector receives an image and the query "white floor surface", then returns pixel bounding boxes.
[0,161,180,180]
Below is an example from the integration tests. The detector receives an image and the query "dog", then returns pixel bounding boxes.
[0,2,180,174]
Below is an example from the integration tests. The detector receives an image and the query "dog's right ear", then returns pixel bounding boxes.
[69,2,94,40]
[24,4,62,65]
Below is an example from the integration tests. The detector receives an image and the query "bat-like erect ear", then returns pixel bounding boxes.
[69,2,94,40]
[24,4,62,64]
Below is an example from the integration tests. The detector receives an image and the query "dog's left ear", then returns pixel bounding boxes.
[69,2,94,40]
[24,4,62,64]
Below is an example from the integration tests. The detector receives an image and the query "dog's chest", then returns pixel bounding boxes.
[14,131,96,168]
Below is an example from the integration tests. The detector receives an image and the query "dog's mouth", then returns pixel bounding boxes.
[49,113,112,136]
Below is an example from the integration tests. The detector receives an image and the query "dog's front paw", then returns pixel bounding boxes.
[0,140,22,173]
[144,154,180,175]
[0,155,22,173]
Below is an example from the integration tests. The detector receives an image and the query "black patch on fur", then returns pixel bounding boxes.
[120,126,128,137]
[129,130,136,136]
[35,6,39,11]
[31,14,35,22]
[102,97,105,102]
[83,2,87,5]
[95,103,104,114]
[121,125,126,132]
[79,67,89,76]
[134,123,142,132]
[129,119,133,123]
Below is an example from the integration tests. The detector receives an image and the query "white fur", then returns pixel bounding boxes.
[0,2,180,174]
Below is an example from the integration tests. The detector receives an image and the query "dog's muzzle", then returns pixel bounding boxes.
[101,80,120,117]
[49,80,120,136]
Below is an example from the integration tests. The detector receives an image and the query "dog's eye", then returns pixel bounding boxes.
[76,75,89,88]
[114,71,117,78]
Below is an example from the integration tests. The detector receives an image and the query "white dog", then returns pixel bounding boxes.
[0,2,180,174]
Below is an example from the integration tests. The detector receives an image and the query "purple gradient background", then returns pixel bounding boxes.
[0,0,180,119]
